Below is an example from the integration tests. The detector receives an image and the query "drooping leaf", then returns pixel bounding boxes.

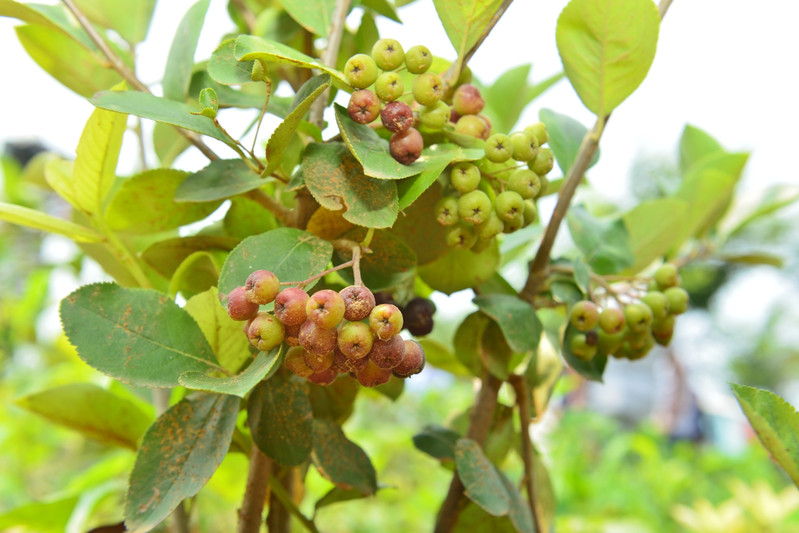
[142,235,238,280]
[621,198,689,274]
[71,0,156,44]
[473,294,542,353]
[674,168,737,244]
[561,323,607,381]
[433,0,506,63]
[413,425,461,461]
[334,227,416,291]
[218,228,333,296]
[124,393,239,533]
[14,383,152,450]
[0,1,96,50]
[479,320,515,381]
[105,169,223,234]
[306,206,355,240]
[361,0,400,22]
[453,312,490,376]
[153,121,191,167]
[334,104,425,179]
[679,123,724,174]
[391,183,451,265]
[497,468,535,533]
[281,0,336,37]
[731,384,799,488]
[524,339,563,418]
[539,107,599,175]
[311,418,377,495]
[556,0,660,117]
[60,283,222,387]
[455,438,510,516]
[174,159,262,202]
[567,205,634,274]
[43,156,78,209]
[396,144,483,210]
[314,486,370,512]
[162,0,210,101]
[0,201,102,242]
[723,184,799,239]
[208,39,255,85]
[419,244,499,295]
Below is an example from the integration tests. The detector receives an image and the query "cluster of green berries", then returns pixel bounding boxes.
[433,122,555,251]
[567,264,690,361]
[226,270,425,387]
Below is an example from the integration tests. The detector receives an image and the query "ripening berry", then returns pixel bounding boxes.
[381,101,414,133]
[570,300,600,332]
[348,89,381,124]
[244,270,280,305]
[355,358,392,387]
[405,45,432,74]
[652,314,675,345]
[332,345,368,374]
[306,290,346,329]
[369,303,404,340]
[307,366,339,386]
[344,54,379,89]
[452,84,485,116]
[246,312,286,352]
[597,329,625,356]
[570,333,597,361]
[302,347,335,373]
[654,264,680,290]
[369,334,406,369]
[450,162,481,194]
[227,286,259,321]
[375,71,404,102]
[393,339,426,377]
[274,287,310,326]
[284,346,314,377]
[454,114,489,139]
[371,38,405,71]
[412,73,443,106]
[337,321,374,360]
[389,127,423,165]
[664,287,689,314]
[299,320,338,356]
[339,285,376,321]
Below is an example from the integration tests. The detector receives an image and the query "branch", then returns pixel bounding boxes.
[238,447,273,533]
[245,189,292,225]
[61,0,221,162]
[230,0,257,33]
[309,0,352,128]
[269,473,321,533]
[509,375,542,533]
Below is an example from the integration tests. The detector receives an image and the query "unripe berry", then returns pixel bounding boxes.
[369,334,406,369]
[371,38,404,71]
[652,315,675,345]
[284,346,314,377]
[307,366,339,386]
[404,297,436,336]
[339,285,376,321]
[502,212,524,234]
[451,84,485,116]
[522,200,537,226]
[536,175,550,199]
[508,169,541,199]
[509,131,536,161]
[369,303,404,340]
[642,291,670,320]
[246,312,286,352]
[419,101,450,129]
[344,54,378,89]
[306,289,346,329]
[664,287,689,315]
[458,190,492,225]
[570,333,597,361]
[405,44,432,74]
[227,286,260,321]
[598,307,625,334]
[393,339,426,377]
[347,89,381,124]
[529,148,554,175]
[375,71,404,102]
[454,114,489,139]
[355,358,392,387]
[302,346,335,372]
[484,134,512,163]
[570,300,600,332]
[299,320,337,356]
[655,263,680,290]
[475,211,504,241]
[244,270,280,305]
[624,303,653,333]
[412,73,443,106]
[389,127,423,165]
[494,191,525,224]
[450,162,481,194]
[380,101,414,133]
[524,122,548,146]
[597,330,625,356]
[434,196,459,226]
[446,223,477,249]
[274,287,309,326]
[337,321,374,359]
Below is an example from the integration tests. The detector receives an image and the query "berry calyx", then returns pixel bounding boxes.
[434,196,459,226]
[570,300,600,332]
[371,38,405,71]
[446,223,477,249]
[244,269,280,305]
[484,134,512,163]
[405,45,432,74]
[227,286,259,321]
[344,54,379,89]
[389,127,423,165]
[347,89,381,124]
[380,101,414,133]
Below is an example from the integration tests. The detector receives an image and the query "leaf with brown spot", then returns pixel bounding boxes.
[124,392,239,533]
[390,182,450,265]
[308,377,359,424]
[306,207,354,240]
[454,438,510,516]
[311,418,377,495]
[174,159,263,202]
[180,347,280,398]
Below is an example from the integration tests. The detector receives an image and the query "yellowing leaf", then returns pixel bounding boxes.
[74,106,127,216]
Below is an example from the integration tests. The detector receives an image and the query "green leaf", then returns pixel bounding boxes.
[208,39,255,85]
[175,159,262,202]
[44,156,78,208]
[361,0,401,22]
[14,383,152,450]
[334,104,426,179]
[281,0,336,36]
[314,486,370,512]
[621,198,688,273]
[567,205,634,274]
[0,1,96,50]
[562,324,607,381]
[455,438,510,516]
[413,425,461,461]
[15,24,122,98]
[480,66,563,135]
[311,418,377,495]
[497,468,535,533]
[556,0,660,117]
[724,184,799,239]
[71,0,155,44]
[105,169,223,234]
[391,183,451,265]
[572,256,590,295]
[539,107,599,175]
[731,384,799,488]
[419,338,471,376]
[234,34,349,89]
[124,393,239,533]
[168,250,221,298]
[91,91,233,145]
[162,0,210,101]
[0,201,102,242]
[191,87,219,119]
[180,348,280,398]
[143,235,238,280]
[308,378,359,424]
[60,283,221,387]
[74,105,127,216]
[453,312,490,377]
[265,74,331,175]
[153,121,191,167]
[218,228,334,296]
[397,144,483,210]
[473,294,542,353]
[419,244,500,295]
[224,196,279,238]
[335,228,417,291]
[674,169,736,243]
[433,0,506,62]
[679,123,723,174]
[524,341,563,418]
[0,496,79,533]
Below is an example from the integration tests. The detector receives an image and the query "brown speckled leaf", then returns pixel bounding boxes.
[311,418,377,495]
[454,438,510,516]
[334,227,416,291]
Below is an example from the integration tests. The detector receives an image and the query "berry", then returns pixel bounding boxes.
[306,289,346,329]
[299,320,338,356]
[457,65,473,85]
[344,54,378,89]
[284,346,314,377]
[246,312,286,352]
[476,211,504,241]
[502,212,524,234]
[454,114,489,139]
[307,366,339,386]
[530,148,554,175]
[446,223,477,249]
[457,190,492,225]
[347,89,381,124]
[484,134,512,163]
[597,330,625,356]
[508,169,541,199]
[371,38,404,71]
[494,191,525,224]
[375,71,404,102]
[598,308,625,334]
[337,321,374,359]
[509,131,536,161]
[664,287,689,315]
[404,297,436,336]
[654,264,680,290]
[452,84,485,115]
[642,291,669,320]
[570,300,600,332]
[652,315,675,345]
[450,162,481,194]
[302,346,335,373]
[244,270,280,305]
[284,322,302,346]
[274,287,309,326]
[332,345,368,374]
[624,303,653,333]
[419,101,450,129]
[570,333,597,361]
[405,45,432,74]
[412,73,443,106]
[339,285,376,321]
[227,286,260,321]
[434,196,459,226]
[369,334,406,369]
[374,292,397,307]
[369,303,404,340]
[380,101,414,133]
[522,200,537,226]
[389,127,423,165]
[536,175,549,199]
[355,358,392,387]
[394,339,426,377]
[524,122,548,146]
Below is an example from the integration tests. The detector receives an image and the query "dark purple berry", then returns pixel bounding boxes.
[389,127,423,165]
[393,339,425,377]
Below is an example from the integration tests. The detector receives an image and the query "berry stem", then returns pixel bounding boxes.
[237,446,273,533]
[212,118,264,173]
[280,260,355,288]
[509,375,543,533]
[352,245,363,286]
[361,227,375,248]
[251,76,273,155]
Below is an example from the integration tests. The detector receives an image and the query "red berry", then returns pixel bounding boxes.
[227,286,259,321]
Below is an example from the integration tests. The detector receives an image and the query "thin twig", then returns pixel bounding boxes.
[309,0,352,128]
[269,473,321,533]
[251,77,273,154]
[509,375,542,533]
[238,447,273,533]
[245,189,292,225]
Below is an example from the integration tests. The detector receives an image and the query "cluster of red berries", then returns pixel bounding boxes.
[226,270,426,387]
[567,264,690,361]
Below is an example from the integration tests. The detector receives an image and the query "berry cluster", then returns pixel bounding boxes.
[226,270,426,387]
[434,122,554,251]
[567,264,690,361]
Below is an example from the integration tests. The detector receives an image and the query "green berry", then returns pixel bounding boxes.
[624,303,653,334]
[524,122,548,145]
[457,189,492,225]
[446,223,477,249]
[508,169,541,199]
[598,307,625,334]
[405,45,432,74]
[570,300,600,332]
[642,291,670,320]
[655,263,680,290]
[375,71,404,102]
[434,196,459,226]
[664,287,689,315]
[598,330,625,356]
[484,134,512,163]
[344,54,378,89]
[522,200,537,226]
[530,147,554,175]
[494,191,525,224]
[509,131,536,161]
[536,175,549,199]
[502,212,524,234]
[412,72,443,106]
[371,38,405,71]
[652,315,675,345]
[419,101,450,129]
[570,333,597,361]
[450,162,481,194]
[456,65,473,85]
[475,211,504,241]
